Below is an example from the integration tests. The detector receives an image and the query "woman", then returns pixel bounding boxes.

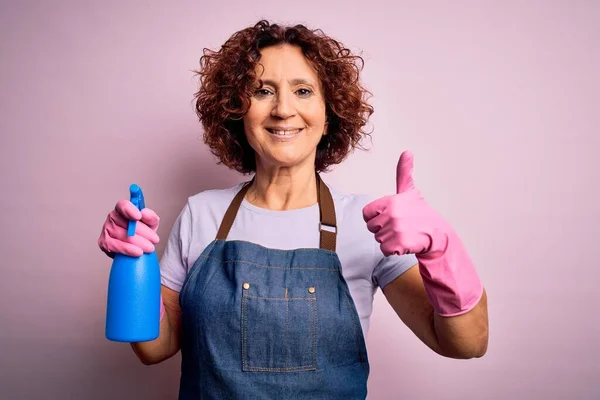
[98,20,488,399]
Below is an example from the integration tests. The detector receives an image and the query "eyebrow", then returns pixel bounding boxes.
[260,78,316,87]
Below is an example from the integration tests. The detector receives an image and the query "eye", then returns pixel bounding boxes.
[296,88,313,97]
[254,88,273,97]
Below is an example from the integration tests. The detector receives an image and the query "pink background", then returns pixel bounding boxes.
[1,1,598,399]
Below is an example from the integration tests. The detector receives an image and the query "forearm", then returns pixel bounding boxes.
[130,317,176,364]
[383,266,488,360]
[432,288,488,359]
[415,229,489,358]
[130,288,181,365]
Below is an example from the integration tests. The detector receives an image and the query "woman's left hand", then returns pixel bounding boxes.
[362,150,450,258]
[362,150,483,317]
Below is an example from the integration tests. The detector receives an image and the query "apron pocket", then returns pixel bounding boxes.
[241,284,317,372]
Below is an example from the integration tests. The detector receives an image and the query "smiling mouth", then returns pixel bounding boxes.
[266,128,303,136]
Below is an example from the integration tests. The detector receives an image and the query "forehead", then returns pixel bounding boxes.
[255,44,319,83]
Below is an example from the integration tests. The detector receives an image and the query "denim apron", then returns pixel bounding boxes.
[178,175,370,399]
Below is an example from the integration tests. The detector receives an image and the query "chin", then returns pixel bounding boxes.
[261,153,310,170]
[269,159,301,169]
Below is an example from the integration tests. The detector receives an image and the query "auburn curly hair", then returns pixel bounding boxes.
[193,20,374,174]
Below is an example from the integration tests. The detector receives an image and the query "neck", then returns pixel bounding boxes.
[245,162,318,211]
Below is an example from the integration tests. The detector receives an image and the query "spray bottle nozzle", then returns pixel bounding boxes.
[127,184,145,237]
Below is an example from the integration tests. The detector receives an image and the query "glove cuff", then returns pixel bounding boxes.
[417,231,483,316]
[159,294,165,322]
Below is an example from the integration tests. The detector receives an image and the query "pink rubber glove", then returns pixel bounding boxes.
[159,295,165,322]
[362,150,483,317]
[98,199,161,258]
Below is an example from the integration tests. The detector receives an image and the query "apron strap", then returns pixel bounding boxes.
[215,179,253,242]
[215,174,337,252]
[316,174,337,252]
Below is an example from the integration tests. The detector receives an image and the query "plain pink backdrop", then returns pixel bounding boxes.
[1,1,598,399]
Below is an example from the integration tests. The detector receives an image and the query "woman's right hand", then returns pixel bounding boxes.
[98,199,161,258]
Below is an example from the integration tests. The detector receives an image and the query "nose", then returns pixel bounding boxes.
[271,91,296,119]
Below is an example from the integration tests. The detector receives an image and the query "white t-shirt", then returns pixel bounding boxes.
[160,181,418,337]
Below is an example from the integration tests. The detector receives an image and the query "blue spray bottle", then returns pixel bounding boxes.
[105,184,161,342]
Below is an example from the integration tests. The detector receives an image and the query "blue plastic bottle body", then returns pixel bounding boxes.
[106,251,161,342]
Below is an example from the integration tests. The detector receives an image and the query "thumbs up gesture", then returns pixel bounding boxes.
[362,150,450,257]
[362,150,483,317]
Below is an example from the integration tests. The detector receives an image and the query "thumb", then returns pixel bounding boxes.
[396,150,415,194]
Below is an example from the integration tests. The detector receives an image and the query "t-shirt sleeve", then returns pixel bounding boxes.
[159,202,192,292]
[371,239,418,289]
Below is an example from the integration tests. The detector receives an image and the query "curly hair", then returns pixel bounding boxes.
[193,20,374,174]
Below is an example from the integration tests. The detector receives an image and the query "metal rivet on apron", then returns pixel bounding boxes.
[243,283,250,290]
[308,287,315,294]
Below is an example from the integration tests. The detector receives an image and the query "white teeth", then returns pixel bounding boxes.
[270,129,301,136]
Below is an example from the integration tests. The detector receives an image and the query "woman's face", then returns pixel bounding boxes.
[243,44,327,173]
